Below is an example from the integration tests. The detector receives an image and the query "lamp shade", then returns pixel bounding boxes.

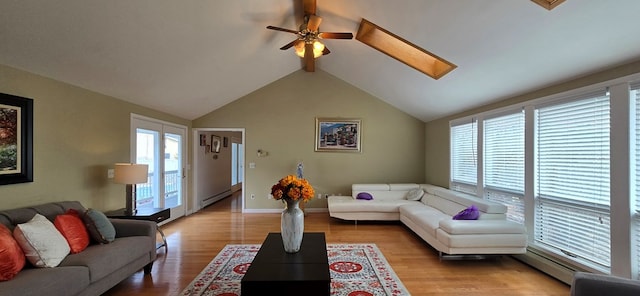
[113,163,148,184]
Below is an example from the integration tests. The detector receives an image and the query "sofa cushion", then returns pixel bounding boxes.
[83,209,116,244]
[356,192,373,200]
[60,236,153,282]
[453,205,479,220]
[439,219,527,235]
[406,188,424,201]
[388,183,420,191]
[54,209,90,254]
[13,214,70,268]
[0,224,25,281]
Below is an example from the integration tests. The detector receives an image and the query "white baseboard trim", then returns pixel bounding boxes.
[513,248,579,285]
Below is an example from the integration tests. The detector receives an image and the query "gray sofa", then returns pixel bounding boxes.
[571,272,640,296]
[0,201,157,296]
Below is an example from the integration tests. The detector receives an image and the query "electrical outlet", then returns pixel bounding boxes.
[250,194,255,200]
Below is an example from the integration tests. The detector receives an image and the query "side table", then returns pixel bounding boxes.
[105,207,170,253]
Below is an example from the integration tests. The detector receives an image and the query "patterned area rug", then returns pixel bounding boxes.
[180,243,410,296]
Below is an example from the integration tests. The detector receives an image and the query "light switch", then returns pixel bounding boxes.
[107,169,114,178]
[249,162,256,169]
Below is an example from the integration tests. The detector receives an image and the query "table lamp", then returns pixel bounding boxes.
[113,163,149,215]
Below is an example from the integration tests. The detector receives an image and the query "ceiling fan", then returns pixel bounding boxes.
[266,0,353,72]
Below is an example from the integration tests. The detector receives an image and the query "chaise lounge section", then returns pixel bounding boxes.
[328,183,528,256]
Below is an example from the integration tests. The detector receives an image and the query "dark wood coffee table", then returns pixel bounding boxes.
[241,232,330,296]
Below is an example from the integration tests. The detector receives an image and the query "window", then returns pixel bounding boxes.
[484,110,525,223]
[534,89,611,269]
[632,82,640,279]
[450,120,478,195]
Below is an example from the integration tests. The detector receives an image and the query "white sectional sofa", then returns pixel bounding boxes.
[327,183,528,256]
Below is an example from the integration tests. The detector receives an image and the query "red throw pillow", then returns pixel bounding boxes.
[54,209,90,253]
[0,224,25,281]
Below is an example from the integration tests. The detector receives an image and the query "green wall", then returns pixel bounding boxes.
[0,64,191,211]
[193,70,426,210]
[424,59,640,188]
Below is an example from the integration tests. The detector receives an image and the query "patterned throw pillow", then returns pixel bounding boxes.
[0,224,25,281]
[453,205,480,220]
[82,209,116,244]
[405,188,424,201]
[356,192,373,200]
[13,214,70,268]
[54,209,90,253]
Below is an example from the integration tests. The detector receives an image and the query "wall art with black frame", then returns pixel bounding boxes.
[0,93,33,185]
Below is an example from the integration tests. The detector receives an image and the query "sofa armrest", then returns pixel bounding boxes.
[109,218,156,238]
[571,272,640,296]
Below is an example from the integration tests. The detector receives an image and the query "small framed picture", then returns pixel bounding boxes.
[199,134,207,146]
[211,135,221,153]
[315,117,361,152]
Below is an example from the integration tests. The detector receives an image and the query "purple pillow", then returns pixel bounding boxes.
[356,192,373,200]
[452,205,479,220]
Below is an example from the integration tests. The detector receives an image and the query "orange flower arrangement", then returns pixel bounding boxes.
[270,175,315,203]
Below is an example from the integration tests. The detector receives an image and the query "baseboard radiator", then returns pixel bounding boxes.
[513,248,579,285]
[201,189,232,208]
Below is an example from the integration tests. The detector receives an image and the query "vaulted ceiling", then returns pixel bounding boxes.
[1,0,640,122]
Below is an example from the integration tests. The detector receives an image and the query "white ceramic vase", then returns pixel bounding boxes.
[281,198,304,253]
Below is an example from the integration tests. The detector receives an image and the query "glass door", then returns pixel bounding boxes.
[231,140,243,192]
[132,115,186,222]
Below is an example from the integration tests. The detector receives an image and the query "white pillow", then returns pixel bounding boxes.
[405,188,424,201]
[13,213,70,267]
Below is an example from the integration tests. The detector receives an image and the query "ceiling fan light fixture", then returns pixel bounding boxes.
[295,40,325,59]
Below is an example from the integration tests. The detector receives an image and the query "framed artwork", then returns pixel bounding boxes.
[211,135,221,153]
[0,93,33,185]
[315,117,361,152]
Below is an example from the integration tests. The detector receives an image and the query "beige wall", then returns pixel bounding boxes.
[424,60,640,188]
[0,64,191,211]
[193,70,426,210]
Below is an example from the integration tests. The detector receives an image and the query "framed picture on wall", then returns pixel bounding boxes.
[314,117,361,152]
[0,93,34,185]
[199,134,207,146]
[211,135,221,153]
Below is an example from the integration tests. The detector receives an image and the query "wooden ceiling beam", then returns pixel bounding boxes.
[356,18,456,80]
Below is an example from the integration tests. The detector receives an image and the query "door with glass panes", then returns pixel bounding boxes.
[132,115,186,222]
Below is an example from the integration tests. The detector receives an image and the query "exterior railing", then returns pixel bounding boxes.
[136,170,180,207]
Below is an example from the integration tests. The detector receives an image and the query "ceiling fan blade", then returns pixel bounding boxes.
[318,32,353,39]
[280,39,301,50]
[307,15,322,32]
[303,0,316,16]
[266,26,298,34]
[322,46,330,56]
[305,42,315,72]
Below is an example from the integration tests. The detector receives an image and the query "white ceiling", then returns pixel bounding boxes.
[2,0,640,122]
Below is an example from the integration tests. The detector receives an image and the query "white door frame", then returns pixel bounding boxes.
[191,127,245,214]
[130,113,188,223]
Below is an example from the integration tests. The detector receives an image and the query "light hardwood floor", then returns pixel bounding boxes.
[103,192,570,295]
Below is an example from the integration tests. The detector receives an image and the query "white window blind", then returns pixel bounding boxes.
[632,81,640,279]
[484,110,525,223]
[535,89,611,268]
[450,120,477,190]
